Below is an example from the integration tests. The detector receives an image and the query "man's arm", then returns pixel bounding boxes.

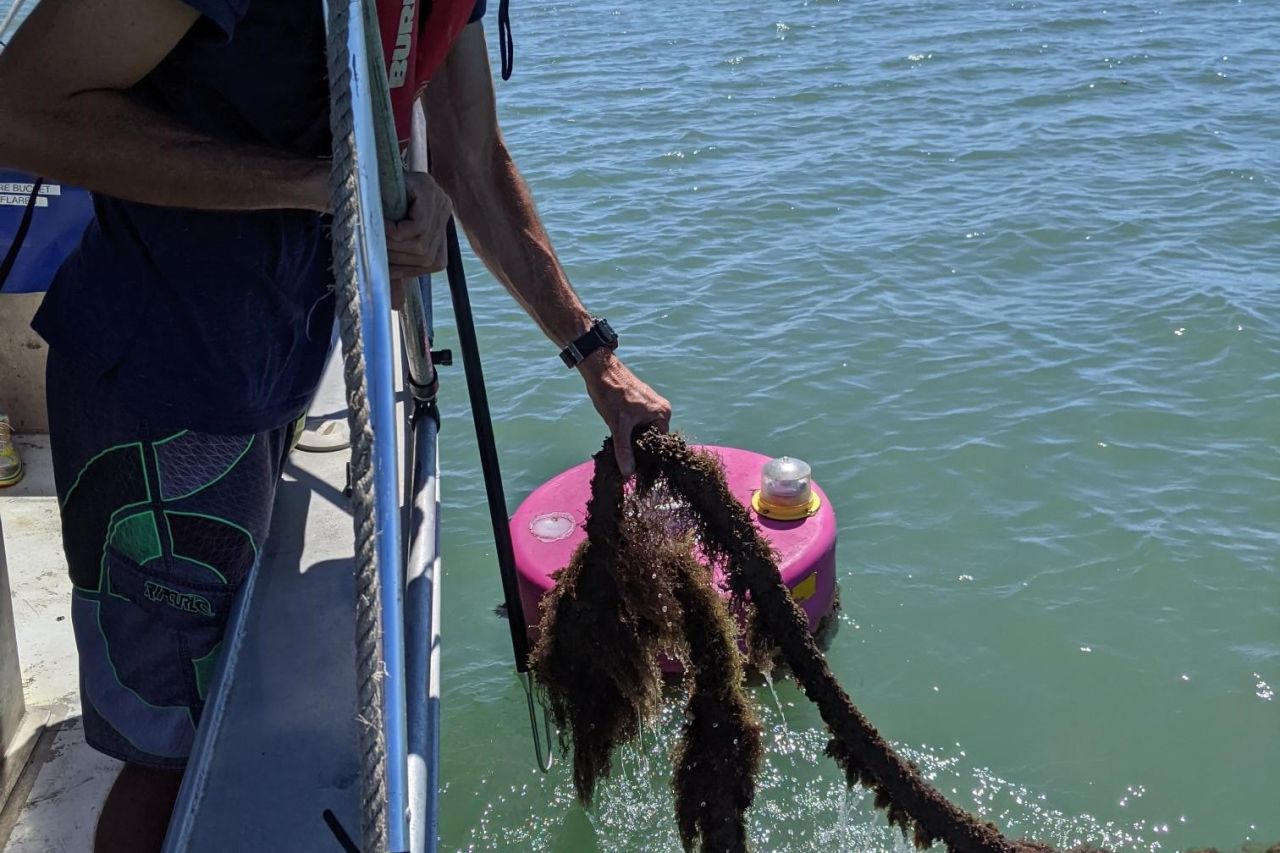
[0,0,329,211]
[424,23,671,474]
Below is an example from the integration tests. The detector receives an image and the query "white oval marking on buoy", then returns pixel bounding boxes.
[530,512,576,542]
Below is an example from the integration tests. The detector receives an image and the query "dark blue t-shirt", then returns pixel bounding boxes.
[33,0,483,434]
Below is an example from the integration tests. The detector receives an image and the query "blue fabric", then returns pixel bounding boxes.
[0,172,94,294]
[32,0,484,433]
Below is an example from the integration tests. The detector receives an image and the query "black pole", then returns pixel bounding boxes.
[442,218,533,673]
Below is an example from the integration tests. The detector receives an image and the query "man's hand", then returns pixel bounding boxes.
[579,353,672,477]
[386,171,452,306]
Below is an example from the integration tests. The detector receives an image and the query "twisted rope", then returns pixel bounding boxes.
[325,0,390,849]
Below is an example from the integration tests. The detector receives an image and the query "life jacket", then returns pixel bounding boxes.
[377,0,514,149]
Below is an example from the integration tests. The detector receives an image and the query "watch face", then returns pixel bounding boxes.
[596,319,617,345]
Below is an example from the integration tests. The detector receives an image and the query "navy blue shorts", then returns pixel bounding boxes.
[46,348,294,768]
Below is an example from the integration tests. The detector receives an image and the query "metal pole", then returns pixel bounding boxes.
[401,85,441,853]
[338,0,409,845]
[403,402,441,853]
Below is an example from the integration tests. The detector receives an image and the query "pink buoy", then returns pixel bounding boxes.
[511,445,838,669]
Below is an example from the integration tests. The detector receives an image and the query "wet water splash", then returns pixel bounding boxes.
[458,692,1202,853]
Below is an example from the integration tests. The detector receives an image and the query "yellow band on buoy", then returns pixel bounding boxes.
[751,489,821,521]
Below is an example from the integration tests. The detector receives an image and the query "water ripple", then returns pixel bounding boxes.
[429,0,1280,846]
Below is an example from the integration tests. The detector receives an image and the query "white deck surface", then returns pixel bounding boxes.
[0,434,119,852]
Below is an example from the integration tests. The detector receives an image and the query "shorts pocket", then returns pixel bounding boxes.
[97,542,235,709]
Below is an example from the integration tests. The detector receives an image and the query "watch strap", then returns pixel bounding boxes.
[560,318,618,368]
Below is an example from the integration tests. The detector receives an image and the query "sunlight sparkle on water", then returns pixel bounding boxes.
[461,693,1167,852]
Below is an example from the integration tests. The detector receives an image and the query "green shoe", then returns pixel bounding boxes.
[0,415,23,488]
[289,413,307,454]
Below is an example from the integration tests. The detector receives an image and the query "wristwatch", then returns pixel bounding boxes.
[560,318,618,368]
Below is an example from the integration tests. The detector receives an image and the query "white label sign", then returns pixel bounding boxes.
[0,193,49,207]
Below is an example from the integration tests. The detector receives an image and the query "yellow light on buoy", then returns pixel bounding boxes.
[751,455,821,520]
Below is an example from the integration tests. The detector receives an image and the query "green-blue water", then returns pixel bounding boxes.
[5,0,1276,849]
[434,0,1278,850]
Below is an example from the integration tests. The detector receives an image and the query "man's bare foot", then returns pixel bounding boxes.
[94,764,184,853]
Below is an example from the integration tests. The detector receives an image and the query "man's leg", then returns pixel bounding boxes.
[45,349,295,850]
[94,765,184,853]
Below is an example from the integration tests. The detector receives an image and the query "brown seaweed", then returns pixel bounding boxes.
[532,431,1112,853]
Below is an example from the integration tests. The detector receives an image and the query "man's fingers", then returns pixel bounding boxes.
[580,357,670,477]
[380,172,453,300]
[609,412,640,473]
[388,206,449,242]
[387,233,447,258]
[638,400,672,438]
[385,232,445,253]
[387,250,446,275]
[613,419,637,478]
[386,214,426,242]
[386,247,439,265]
[385,172,452,247]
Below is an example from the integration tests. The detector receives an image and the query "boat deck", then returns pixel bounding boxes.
[0,431,117,852]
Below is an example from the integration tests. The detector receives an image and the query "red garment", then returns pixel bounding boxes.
[377,0,476,147]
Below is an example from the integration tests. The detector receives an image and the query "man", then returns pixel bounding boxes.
[0,0,671,850]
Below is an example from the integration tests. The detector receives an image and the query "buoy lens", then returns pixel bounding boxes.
[760,456,813,509]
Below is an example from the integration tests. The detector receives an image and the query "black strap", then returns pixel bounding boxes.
[497,0,514,80]
[0,177,43,293]
[559,318,617,369]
